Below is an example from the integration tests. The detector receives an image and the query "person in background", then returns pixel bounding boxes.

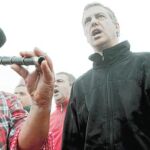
[0,27,54,150]
[49,72,75,150]
[62,2,150,150]
[14,78,32,112]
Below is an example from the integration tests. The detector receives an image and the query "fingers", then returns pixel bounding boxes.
[33,47,54,75]
[15,47,54,82]
[34,48,55,80]
[19,48,53,69]
[19,47,44,58]
[43,54,54,73]
[34,48,53,70]
[11,64,29,79]
[41,60,55,83]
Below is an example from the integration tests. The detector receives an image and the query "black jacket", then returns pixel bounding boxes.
[62,41,150,150]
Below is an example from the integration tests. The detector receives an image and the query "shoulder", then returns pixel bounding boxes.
[129,52,150,65]
[0,91,15,97]
[75,69,93,86]
[71,69,93,98]
[132,52,150,59]
[0,91,16,103]
[0,91,23,111]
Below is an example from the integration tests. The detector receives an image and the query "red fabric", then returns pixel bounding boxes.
[0,91,27,150]
[0,91,50,150]
[49,99,69,150]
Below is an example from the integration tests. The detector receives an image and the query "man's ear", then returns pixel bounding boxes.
[115,23,120,37]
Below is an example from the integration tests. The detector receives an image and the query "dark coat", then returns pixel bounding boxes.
[62,41,150,150]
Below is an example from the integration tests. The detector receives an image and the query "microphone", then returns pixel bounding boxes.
[0,28,6,48]
[0,56,45,66]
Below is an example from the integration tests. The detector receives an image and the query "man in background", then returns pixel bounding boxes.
[49,72,75,150]
[14,78,32,112]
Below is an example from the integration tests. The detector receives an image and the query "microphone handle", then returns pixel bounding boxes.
[0,56,45,66]
[0,28,6,48]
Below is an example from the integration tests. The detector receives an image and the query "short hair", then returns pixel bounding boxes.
[83,2,118,23]
[56,72,76,86]
[16,78,26,88]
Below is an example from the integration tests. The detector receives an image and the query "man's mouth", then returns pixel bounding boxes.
[54,89,59,94]
[91,29,102,36]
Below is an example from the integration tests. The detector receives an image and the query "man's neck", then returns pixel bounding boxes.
[56,98,69,111]
[94,40,119,54]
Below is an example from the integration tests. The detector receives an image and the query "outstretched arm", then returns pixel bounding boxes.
[11,48,54,150]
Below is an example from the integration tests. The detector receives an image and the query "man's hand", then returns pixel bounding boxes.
[11,48,54,107]
[11,48,54,149]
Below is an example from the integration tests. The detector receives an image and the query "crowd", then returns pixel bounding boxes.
[0,2,150,150]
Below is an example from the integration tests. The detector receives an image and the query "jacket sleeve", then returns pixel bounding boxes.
[62,82,88,150]
[141,53,150,118]
[143,54,150,97]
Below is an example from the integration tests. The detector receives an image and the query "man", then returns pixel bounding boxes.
[49,72,75,150]
[0,28,54,149]
[14,79,32,112]
[62,2,150,150]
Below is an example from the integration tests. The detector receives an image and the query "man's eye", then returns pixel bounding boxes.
[57,79,63,83]
[20,93,25,96]
[84,18,91,25]
[97,15,105,20]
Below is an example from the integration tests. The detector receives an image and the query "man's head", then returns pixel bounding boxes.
[54,72,75,106]
[82,2,120,53]
[14,79,32,107]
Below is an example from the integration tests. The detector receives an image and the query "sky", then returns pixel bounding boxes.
[0,0,150,93]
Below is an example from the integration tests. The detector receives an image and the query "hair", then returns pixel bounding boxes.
[56,72,76,86]
[16,78,26,88]
[83,2,118,23]
[16,84,26,88]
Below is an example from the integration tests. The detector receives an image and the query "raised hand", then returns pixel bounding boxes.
[11,48,55,107]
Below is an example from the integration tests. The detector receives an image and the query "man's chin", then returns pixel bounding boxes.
[55,99,63,105]
[91,37,106,47]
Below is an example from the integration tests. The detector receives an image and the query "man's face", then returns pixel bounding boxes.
[54,74,71,105]
[82,5,119,51]
[14,85,32,107]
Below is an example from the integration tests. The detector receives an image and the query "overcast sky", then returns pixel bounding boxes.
[0,0,150,93]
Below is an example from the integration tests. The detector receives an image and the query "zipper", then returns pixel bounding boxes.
[102,55,104,61]
[106,69,114,149]
[97,51,104,61]
[101,52,104,61]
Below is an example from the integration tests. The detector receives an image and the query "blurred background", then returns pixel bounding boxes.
[0,0,150,93]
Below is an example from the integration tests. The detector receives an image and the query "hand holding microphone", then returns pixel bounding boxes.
[11,48,55,108]
[0,27,55,109]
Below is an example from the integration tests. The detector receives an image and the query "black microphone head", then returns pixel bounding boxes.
[0,28,6,48]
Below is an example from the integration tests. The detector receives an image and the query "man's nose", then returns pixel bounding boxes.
[16,95,21,100]
[54,82,58,87]
[91,17,99,27]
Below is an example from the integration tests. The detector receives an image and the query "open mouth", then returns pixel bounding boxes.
[54,89,59,94]
[91,29,102,36]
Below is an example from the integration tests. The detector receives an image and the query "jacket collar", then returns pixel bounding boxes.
[89,41,130,68]
[56,98,69,111]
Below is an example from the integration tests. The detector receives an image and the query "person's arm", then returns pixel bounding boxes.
[11,48,54,150]
[17,104,50,149]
